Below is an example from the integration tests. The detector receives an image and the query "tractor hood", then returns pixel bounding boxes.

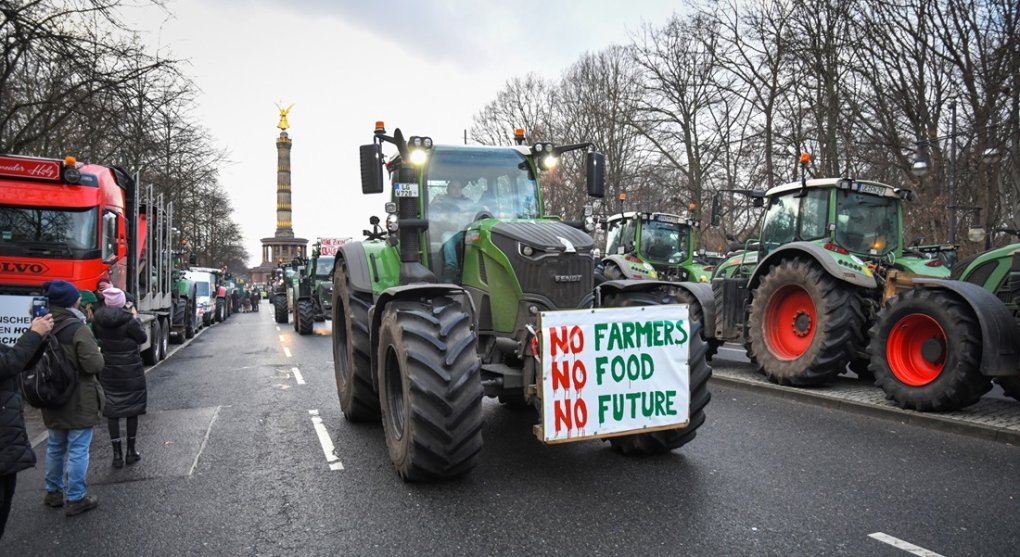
[490,221,594,254]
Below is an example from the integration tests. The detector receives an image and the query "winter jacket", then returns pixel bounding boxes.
[40,307,105,430]
[0,330,44,476]
[92,306,147,418]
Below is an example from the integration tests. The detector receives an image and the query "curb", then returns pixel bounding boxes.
[710,373,1020,446]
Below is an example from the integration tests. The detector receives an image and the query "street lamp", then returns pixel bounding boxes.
[911,100,1000,244]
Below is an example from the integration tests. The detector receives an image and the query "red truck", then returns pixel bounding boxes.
[0,154,174,363]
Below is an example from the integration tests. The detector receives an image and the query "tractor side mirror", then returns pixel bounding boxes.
[585,151,605,198]
[711,193,722,227]
[360,143,384,194]
[753,196,764,208]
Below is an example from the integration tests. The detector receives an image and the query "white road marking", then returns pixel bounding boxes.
[189,405,221,477]
[868,533,945,557]
[308,409,344,470]
[279,334,285,342]
[284,347,292,358]
[292,366,305,385]
[275,326,280,331]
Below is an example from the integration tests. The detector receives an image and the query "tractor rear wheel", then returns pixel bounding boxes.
[377,296,483,481]
[296,299,314,335]
[748,259,864,385]
[333,263,379,422]
[274,295,288,324]
[604,288,711,455]
[869,288,990,411]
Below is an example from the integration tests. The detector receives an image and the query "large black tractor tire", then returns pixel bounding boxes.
[274,295,288,324]
[142,320,161,366]
[996,377,1020,402]
[869,288,990,411]
[377,297,483,481]
[603,288,712,455]
[215,298,226,322]
[296,299,314,335]
[185,298,197,338]
[333,263,380,422]
[671,287,720,361]
[171,299,186,344]
[747,259,865,386]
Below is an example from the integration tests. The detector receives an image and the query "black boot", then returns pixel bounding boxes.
[111,439,124,469]
[125,436,141,465]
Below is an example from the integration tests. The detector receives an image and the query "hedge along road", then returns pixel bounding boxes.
[5,309,1017,556]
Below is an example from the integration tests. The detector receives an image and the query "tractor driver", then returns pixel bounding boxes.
[431,179,478,282]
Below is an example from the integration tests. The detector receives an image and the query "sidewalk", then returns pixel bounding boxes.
[711,361,1020,444]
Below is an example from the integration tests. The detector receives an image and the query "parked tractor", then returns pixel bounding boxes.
[709,157,950,386]
[867,243,1020,410]
[599,211,714,283]
[170,269,199,342]
[292,242,334,335]
[331,124,713,481]
[272,263,298,324]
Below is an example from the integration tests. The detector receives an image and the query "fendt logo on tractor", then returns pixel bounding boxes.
[329,123,713,481]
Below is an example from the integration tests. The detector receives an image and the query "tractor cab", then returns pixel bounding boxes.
[601,212,703,281]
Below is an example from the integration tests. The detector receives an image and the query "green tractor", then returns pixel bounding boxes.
[331,124,713,481]
[868,243,1020,410]
[292,242,334,335]
[272,262,298,324]
[709,162,951,386]
[169,269,199,342]
[598,211,714,283]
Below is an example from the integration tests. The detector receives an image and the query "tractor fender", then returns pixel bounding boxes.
[336,242,374,294]
[601,255,655,280]
[597,279,715,339]
[910,278,1020,377]
[750,242,877,291]
[368,284,477,390]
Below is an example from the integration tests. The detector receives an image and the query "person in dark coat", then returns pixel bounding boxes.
[40,280,105,516]
[92,287,147,469]
[0,314,53,539]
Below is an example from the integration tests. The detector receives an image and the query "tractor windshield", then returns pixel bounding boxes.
[834,192,898,255]
[425,146,540,272]
[0,205,98,258]
[315,256,334,278]
[760,189,829,251]
[605,218,636,256]
[640,219,689,264]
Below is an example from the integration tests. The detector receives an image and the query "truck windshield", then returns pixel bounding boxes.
[315,256,334,278]
[640,219,689,263]
[0,205,98,258]
[835,192,899,255]
[195,282,210,297]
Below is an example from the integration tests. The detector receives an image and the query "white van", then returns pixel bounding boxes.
[185,270,215,326]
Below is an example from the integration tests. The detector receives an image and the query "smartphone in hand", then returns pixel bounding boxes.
[31,296,48,317]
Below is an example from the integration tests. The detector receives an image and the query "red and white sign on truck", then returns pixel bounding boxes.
[317,237,351,257]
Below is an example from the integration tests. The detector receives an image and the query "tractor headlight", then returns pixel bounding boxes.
[541,154,558,170]
[386,213,399,232]
[521,245,534,256]
[409,148,428,166]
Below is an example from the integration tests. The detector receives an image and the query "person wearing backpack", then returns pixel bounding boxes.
[0,314,54,540]
[39,280,104,517]
[92,287,147,469]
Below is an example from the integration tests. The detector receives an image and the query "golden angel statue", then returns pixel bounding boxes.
[276,103,294,130]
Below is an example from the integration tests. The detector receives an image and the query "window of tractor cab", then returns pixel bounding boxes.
[760,189,829,250]
[605,218,637,256]
[640,220,688,263]
[315,256,334,278]
[425,147,539,221]
[835,191,899,255]
[0,205,99,259]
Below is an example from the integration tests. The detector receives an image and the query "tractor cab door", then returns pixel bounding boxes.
[605,218,637,256]
[759,189,829,255]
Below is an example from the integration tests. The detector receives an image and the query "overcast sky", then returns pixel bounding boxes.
[131,0,679,266]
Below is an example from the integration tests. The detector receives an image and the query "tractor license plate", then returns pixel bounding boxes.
[535,305,691,444]
[394,183,418,198]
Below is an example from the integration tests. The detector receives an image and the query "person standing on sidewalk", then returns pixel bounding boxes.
[0,314,54,540]
[92,287,147,469]
[40,280,105,517]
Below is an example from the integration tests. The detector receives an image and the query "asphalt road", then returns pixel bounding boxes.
[4,307,1018,556]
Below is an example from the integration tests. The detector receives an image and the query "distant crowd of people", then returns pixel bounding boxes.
[231,287,261,313]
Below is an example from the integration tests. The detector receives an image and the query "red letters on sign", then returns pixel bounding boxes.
[554,398,588,433]
[549,325,584,356]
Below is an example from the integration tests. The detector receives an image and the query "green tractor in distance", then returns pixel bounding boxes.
[292,242,334,335]
[599,211,714,283]
[272,262,298,324]
[709,160,951,386]
[868,243,1020,410]
[169,268,199,342]
[331,124,713,481]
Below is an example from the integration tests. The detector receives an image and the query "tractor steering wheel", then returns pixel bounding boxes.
[473,210,494,222]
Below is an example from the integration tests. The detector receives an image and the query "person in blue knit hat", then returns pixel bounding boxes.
[39,280,105,516]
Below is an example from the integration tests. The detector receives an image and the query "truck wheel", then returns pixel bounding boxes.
[216,298,225,322]
[333,263,379,421]
[296,300,314,335]
[142,320,160,366]
[185,299,196,338]
[748,259,864,385]
[996,377,1020,401]
[603,289,711,455]
[274,295,288,324]
[158,320,169,361]
[671,288,719,361]
[869,288,990,411]
[377,297,483,480]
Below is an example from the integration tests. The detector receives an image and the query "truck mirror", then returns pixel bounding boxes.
[360,143,384,194]
[585,152,605,198]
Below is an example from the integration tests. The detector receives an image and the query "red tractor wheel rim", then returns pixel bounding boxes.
[886,313,946,386]
[764,285,816,360]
